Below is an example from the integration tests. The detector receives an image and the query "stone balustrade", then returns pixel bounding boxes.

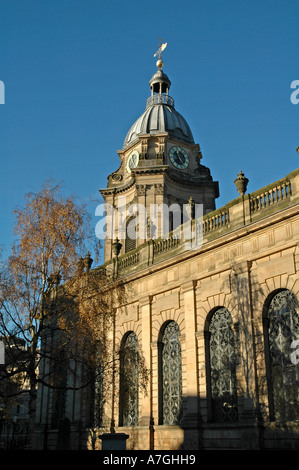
[203,208,230,233]
[102,168,299,278]
[249,179,292,213]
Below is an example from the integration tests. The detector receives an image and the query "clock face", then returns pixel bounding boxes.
[169,146,189,169]
[127,150,139,173]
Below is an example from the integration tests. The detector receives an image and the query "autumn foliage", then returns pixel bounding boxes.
[0,181,102,435]
[0,180,149,444]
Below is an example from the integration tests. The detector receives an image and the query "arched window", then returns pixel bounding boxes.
[51,348,67,429]
[125,217,136,253]
[208,307,238,422]
[90,360,104,428]
[159,321,182,425]
[119,332,139,426]
[265,289,299,422]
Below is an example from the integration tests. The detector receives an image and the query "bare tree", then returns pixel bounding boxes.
[0,180,98,442]
[0,180,149,447]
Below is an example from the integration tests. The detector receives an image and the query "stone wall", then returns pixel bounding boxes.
[33,168,299,450]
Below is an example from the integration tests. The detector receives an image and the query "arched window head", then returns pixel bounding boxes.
[119,332,139,426]
[159,321,182,425]
[266,289,299,422]
[208,307,238,422]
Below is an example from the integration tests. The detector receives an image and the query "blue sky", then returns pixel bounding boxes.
[1,0,298,260]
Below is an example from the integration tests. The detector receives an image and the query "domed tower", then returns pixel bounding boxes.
[100,43,219,261]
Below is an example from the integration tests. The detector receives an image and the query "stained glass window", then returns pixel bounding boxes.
[119,332,139,426]
[208,308,238,422]
[159,321,182,425]
[92,362,104,428]
[266,290,299,422]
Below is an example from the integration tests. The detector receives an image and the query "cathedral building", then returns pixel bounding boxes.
[33,48,299,450]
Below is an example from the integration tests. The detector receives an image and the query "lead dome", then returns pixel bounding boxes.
[123,68,194,148]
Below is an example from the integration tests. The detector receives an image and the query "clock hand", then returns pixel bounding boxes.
[177,152,183,165]
[174,151,181,165]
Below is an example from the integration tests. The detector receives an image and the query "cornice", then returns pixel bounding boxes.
[99,176,136,196]
[165,169,218,188]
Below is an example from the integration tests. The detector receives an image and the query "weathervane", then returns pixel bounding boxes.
[154,37,167,69]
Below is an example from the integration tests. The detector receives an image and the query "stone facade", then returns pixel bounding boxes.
[33,167,299,450]
[33,59,299,450]
[102,168,299,450]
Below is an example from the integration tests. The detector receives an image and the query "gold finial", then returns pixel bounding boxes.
[154,37,167,69]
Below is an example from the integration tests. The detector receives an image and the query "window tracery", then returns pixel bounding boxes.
[159,321,182,425]
[266,289,299,421]
[208,307,238,422]
[119,332,139,426]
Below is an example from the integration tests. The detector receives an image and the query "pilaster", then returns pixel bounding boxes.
[138,296,153,429]
[180,281,199,427]
[231,261,259,421]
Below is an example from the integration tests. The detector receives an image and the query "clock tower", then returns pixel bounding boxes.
[100,45,219,262]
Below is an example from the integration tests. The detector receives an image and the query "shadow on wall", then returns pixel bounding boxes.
[40,391,299,451]
[97,393,299,451]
